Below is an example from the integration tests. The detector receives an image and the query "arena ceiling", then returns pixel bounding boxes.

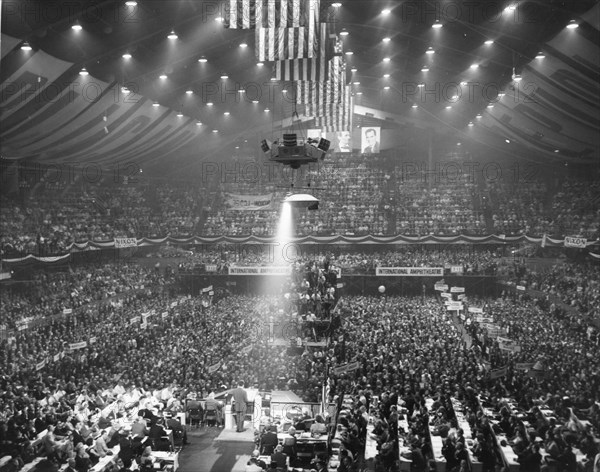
[0,0,599,175]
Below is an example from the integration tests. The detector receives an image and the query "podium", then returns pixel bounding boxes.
[224,388,261,430]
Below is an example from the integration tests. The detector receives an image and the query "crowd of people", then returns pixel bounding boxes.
[2,156,599,258]
[0,247,598,471]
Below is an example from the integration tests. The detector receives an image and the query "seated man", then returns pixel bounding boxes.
[270,445,288,470]
[204,392,222,427]
[166,413,188,446]
[260,427,279,455]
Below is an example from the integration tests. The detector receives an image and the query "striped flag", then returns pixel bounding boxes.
[295,55,343,105]
[313,84,352,132]
[224,0,319,29]
[274,22,339,82]
[255,0,320,60]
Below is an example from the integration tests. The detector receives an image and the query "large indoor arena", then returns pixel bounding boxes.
[1,1,599,472]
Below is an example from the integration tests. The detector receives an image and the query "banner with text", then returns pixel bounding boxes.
[376,267,444,277]
[564,236,587,248]
[225,193,274,211]
[228,266,293,275]
[114,238,138,248]
[332,361,361,375]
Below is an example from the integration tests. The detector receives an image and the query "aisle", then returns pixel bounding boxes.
[178,427,254,472]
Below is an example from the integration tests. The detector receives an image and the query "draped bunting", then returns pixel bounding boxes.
[0,35,203,165]
[479,3,600,161]
[3,233,599,264]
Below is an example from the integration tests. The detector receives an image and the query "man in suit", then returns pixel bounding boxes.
[231,381,248,432]
[166,413,188,445]
[362,128,380,154]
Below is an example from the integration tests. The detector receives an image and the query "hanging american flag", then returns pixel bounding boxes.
[313,84,353,132]
[223,0,318,29]
[255,0,320,60]
[274,21,339,82]
[296,55,344,107]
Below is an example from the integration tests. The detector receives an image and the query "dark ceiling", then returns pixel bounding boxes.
[1,0,598,175]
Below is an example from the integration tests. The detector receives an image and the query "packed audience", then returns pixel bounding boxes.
[2,157,599,258]
[0,246,598,471]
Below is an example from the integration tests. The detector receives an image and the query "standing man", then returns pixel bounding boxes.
[231,381,248,433]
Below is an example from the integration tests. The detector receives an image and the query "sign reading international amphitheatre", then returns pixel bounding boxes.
[114,237,137,248]
[228,266,293,275]
[376,267,444,276]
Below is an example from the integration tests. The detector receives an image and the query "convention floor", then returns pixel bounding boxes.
[179,426,255,472]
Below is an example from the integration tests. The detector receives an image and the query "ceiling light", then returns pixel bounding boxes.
[206,102,213,106]
[198,57,207,63]
[381,8,391,15]
[71,22,83,31]
[125,1,137,6]
[505,139,510,143]
[220,74,228,79]
[238,89,245,94]
[566,20,578,29]
[186,90,193,95]
[513,74,522,82]
[505,4,517,11]
[122,53,132,59]
[476,114,482,118]
[331,2,342,7]
[383,57,391,62]
[468,122,474,126]
[383,86,390,90]
[457,142,461,146]
[340,29,349,36]
[411,104,418,108]
[159,74,167,79]
[21,42,32,51]
[196,121,202,126]
[252,100,259,104]
[460,81,468,86]
[470,64,479,69]
[425,47,435,54]
[215,16,224,22]
[351,67,357,72]
[446,105,452,109]
[432,21,442,28]
[79,68,89,76]
[235,146,240,149]
[487,104,494,108]
[484,40,494,45]
[177,112,183,117]
[212,129,218,133]
[264,108,270,112]
[535,52,545,59]
[121,86,129,93]
[451,95,458,101]
[356,92,363,95]
[270,77,277,81]
[239,43,248,48]
[257,62,264,67]
[345,51,354,56]
[353,81,360,85]
[418,83,424,88]
[152,102,159,107]
[167,31,178,40]
[382,37,391,43]
[383,73,390,78]
[224,111,230,116]
[554,149,559,153]
[498,92,505,97]
[421,67,429,72]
